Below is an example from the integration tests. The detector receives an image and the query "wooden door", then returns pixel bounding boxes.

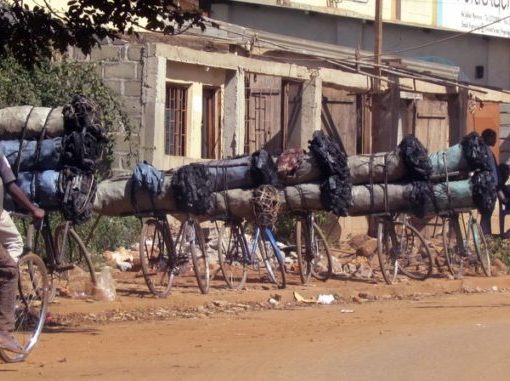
[413,99,449,152]
[244,74,282,154]
[202,87,221,159]
[321,87,357,155]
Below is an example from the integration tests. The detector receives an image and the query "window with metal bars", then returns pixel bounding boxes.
[165,84,188,156]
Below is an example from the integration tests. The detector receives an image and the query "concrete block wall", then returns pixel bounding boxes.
[68,40,145,176]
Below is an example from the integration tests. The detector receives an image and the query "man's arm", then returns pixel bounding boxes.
[5,182,45,220]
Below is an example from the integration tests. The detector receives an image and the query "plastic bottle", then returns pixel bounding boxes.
[95,266,117,302]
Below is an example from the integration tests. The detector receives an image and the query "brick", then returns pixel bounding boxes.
[121,97,143,118]
[90,45,121,61]
[127,46,143,61]
[103,62,137,80]
[103,79,122,95]
[124,80,142,97]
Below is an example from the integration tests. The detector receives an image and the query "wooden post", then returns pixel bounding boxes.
[374,0,383,91]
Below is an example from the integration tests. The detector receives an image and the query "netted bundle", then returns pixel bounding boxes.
[397,135,432,181]
[460,132,491,172]
[59,168,97,224]
[308,130,350,181]
[471,171,497,214]
[251,185,280,226]
[61,95,108,172]
[407,181,435,218]
[319,175,353,217]
[171,164,213,215]
[251,149,279,187]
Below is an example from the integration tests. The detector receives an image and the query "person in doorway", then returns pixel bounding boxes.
[480,128,499,235]
[0,153,44,354]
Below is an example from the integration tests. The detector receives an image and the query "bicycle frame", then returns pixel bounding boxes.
[249,226,285,265]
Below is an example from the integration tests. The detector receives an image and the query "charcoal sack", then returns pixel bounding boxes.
[4,170,61,211]
[0,138,62,172]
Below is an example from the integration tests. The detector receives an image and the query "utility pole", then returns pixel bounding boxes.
[374,0,383,91]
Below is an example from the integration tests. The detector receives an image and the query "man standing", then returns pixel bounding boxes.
[480,128,499,235]
[0,154,44,354]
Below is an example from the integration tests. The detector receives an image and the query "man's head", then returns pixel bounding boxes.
[481,128,497,146]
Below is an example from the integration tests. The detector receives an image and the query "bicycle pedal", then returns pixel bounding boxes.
[55,264,75,271]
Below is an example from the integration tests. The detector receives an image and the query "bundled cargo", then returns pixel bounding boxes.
[1,96,108,223]
[170,149,279,215]
[4,169,97,223]
[278,132,490,186]
[0,138,62,171]
[4,170,61,210]
[0,106,64,139]
[93,170,495,221]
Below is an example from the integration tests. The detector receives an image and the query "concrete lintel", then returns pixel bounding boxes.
[154,43,374,92]
[398,77,455,94]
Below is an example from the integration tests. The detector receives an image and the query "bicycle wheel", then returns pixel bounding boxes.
[470,219,492,277]
[295,220,312,284]
[140,219,174,298]
[259,229,286,289]
[179,220,209,294]
[296,220,333,284]
[377,219,399,285]
[442,217,463,277]
[217,222,248,289]
[310,222,333,281]
[378,220,432,284]
[53,223,97,299]
[396,221,433,280]
[0,253,49,363]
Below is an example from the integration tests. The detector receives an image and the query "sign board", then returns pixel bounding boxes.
[438,0,510,38]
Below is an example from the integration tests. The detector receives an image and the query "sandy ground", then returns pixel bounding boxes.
[2,273,510,380]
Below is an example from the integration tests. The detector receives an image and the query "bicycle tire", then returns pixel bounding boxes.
[377,219,399,285]
[217,222,248,289]
[295,219,312,284]
[378,220,432,284]
[0,253,49,363]
[54,223,97,299]
[470,219,492,277]
[259,230,286,289]
[180,220,209,294]
[139,219,174,298]
[442,217,463,277]
[310,222,333,281]
[396,221,433,281]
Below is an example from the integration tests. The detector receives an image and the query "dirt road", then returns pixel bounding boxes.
[3,276,510,380]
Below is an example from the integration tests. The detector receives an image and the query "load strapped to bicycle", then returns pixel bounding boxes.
[363,133,496,283]
[0,96,108,362]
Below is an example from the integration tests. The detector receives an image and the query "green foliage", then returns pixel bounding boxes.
[274,211,332,244]
[0,55,133,177]
[0,1,205,67]
[74,214,142,256]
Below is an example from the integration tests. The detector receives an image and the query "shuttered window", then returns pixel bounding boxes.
[165,84,188,156]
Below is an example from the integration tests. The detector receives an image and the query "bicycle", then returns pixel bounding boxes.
[216,218,286,290]
[139,214,209,298]
[441,210,491,278]
[25,214,97,302]
[0,224,50,363]
[377,213,433,285]
[294,212,333,284]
